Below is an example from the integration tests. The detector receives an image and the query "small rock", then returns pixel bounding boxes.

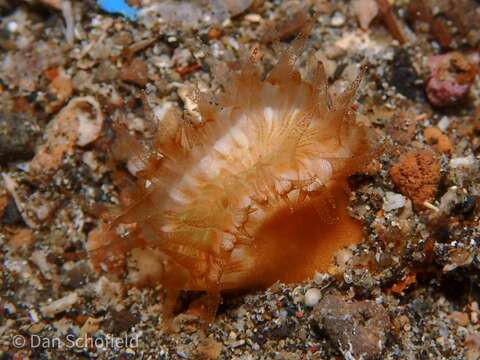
[244,13,262,23]
[139,1,204,28]
[0,41,64,92]
[208,27,223,40]
[448,311,470,326]
[0,190,7,219]
[3,302,16,315]
[314,51,337,79]
[383,191,406,211]
[120,58,149,86]
[437,116,450,132]
[0,112,39,164]
[450,155,476,169]
[443,248,474,272]
[95,276,123,303]
[40,292,80,318]
[9,228,34,249]
[330,12,346,27]
[80,317,102,336]
[390,49,422,100]
[324,44,347,60]
[452,195,477,217]
[95,61,119,82]
[61,261,92,289]
[267,322,292,340]
[221,0,253,17]
[352,0,379,30]
[304,288,322,307]
[104,309,140,335]
[313,294,391,359]
[197,338,223,360]
[386,110,418,145]
[45,69,73,114]
[31,250,53,280]
[466,333,480,360]
[1,197,23,225]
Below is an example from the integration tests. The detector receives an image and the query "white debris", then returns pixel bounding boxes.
[75,97,104,146]
[352,0,379,30]
[383,192,406,211]
[304,288,322,307]
[450,155,476,169]
[6,21,19,33]
[313,272,331,285]
[31,250,53,280]
[331,12,346,27]
[335,32,388,59]
[0,320,14,337]
[95,276,123,304]
[40,292,79,318]
[437,116,450,132]
[29,309,40,323]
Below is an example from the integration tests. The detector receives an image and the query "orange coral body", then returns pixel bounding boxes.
[88,38,375,314]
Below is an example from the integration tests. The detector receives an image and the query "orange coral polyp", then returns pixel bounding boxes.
[88,39,374,310]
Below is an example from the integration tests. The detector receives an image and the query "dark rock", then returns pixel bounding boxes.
[61,262,92,289]
[390,49,423,100]
[0,352,14,360]
[103,309,140,335]
[433,225,450,243]
[1,197,23,225]
[267,322,292,340]
[0,112,39,164]
[453,195,477,217]
[0,0,14,16]
[313,294,391,359]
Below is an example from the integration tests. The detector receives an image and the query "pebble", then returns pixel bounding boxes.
[153,55,174,69]
[313,272,331,284]
[244,13,262,23]
[383,192,406,211]
[40,292,80,318]
[330,12,346,27]
[450,155,476,169]
[2,198,23,225]
[0,112,39,165]
[353,0,379,30]
[304,288,322,307]
[3,302,16,315]
[437,116,450,132]
[6,21,18,33]
[325,44,347,60]
[313,295,391,359]
[390,49,422,100]
[120,58,149,87]
[472,312,479,324]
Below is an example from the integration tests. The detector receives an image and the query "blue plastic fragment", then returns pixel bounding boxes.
[97,0,139,21]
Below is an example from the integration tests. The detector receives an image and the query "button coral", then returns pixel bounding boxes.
[88,31,377,320]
